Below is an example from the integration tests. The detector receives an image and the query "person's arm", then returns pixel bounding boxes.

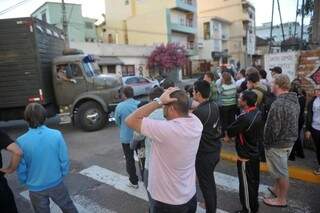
[0,143,22,174]
[226,115,247,138]
[264,104,282,147]
[126,87,178,133]
[58,133,70,177]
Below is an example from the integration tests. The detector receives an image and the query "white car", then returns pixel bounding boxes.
[122,76,159,96]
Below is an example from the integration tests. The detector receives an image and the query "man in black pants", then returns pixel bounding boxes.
[0,129,22,213]
[193,80,222,213]
[225,91,264,213]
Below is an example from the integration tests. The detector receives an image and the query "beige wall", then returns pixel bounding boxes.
[126,9,169,45]
[197,0,254,67]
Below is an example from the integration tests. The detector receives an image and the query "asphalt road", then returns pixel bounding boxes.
[1,119,319,213]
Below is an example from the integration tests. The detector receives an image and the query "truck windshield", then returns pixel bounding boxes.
[82,62,101,77]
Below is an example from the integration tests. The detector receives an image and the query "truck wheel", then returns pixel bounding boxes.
[76,101,107,131]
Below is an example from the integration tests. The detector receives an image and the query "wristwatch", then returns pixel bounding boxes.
[153,98,163,106]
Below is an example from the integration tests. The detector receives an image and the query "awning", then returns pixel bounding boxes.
[96,56,124,65]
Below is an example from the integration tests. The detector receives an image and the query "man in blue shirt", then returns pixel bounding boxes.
[17,103,77,213]
[115,86,140,188]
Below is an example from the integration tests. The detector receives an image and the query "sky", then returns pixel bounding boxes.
[0,0,311,26]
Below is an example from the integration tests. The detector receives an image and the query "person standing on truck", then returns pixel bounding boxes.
[0,129,22,213]
[115,86,140,189]
[17,103,78,213]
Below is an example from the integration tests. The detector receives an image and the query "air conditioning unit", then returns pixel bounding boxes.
[198,42,204,48]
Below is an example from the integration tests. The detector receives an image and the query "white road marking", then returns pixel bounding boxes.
[20,190,116,213]
[80,165,228,213]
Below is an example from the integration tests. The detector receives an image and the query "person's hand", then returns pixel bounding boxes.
[0,167,14,174]
[305,131,311,140]
[159,87,179,105]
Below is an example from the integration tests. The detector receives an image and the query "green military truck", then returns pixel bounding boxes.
[0,18,122,131]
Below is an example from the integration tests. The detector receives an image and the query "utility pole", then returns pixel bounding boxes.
[294,0,300,38]
[300,0,305,49]
[62,0,69,48]
[269,0,275,53]
[277,0,285,42]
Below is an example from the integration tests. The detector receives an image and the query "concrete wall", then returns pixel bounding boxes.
[126,9,169,46]
[70,42,155,76]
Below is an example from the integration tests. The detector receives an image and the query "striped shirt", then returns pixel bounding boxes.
[219,84,237,106]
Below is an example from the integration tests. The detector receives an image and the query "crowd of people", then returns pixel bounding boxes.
[0,65,320,213]
[117,65,320,213]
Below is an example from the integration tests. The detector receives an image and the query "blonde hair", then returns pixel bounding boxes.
[274,74,291,90]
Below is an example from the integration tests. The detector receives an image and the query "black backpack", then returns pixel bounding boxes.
[253,87,276,122]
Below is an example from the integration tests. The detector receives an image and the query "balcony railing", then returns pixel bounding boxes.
[175,0,196,12]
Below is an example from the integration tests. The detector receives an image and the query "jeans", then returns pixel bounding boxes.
[29,182,78,213]
[122,143,139,185]
[195,151,220,213]
[0,176,18,213]
[150,194,197,213]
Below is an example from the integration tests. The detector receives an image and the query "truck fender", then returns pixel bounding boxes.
[72,95,108,114]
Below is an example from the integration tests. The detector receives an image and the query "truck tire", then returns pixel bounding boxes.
[76,101,107,131]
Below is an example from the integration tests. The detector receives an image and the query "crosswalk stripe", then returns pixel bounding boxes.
[80,165,228,213]
[20,190,116,213]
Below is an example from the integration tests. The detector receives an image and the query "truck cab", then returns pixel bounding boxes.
[52,52,122,131]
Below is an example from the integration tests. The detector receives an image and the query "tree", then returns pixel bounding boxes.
[147,43,188,78]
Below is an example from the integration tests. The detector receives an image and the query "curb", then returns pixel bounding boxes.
[220,150,320,185]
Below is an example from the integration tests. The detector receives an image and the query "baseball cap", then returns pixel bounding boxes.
[270,66,282,74]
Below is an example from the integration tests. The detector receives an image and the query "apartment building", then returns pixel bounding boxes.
[105,0,197,56]
[197,0,255,68]
[31,2,97,42]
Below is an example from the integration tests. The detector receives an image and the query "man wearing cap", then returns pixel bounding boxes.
[269,66,282,77]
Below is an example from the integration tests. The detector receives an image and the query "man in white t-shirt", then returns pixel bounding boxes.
[126,88,203,213]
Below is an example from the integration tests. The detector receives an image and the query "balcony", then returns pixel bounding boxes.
[173,0,196,13]
[170,19,196,34]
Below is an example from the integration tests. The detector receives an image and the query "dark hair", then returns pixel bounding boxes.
[123,86,134,98]
[169,90,189,115]
[149,87,164,100]
[247,72,260,83]
[194,80,210,99]
[259,69,267,79]
[241,90,257,107]
[222,72,232,85]
[239,69,246,77]
[24,103,47,128]
[184,85,194,98]
[162,80,175,90]
[204,72,215,81]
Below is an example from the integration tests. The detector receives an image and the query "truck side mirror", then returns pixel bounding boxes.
[65,65,73,79]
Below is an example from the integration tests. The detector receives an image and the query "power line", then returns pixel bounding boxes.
[0,0,30,16]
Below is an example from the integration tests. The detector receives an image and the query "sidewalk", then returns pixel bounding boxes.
[220,143,320,184]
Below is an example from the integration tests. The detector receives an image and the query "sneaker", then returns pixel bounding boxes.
[314,168,320,176]
[127,182,139,189]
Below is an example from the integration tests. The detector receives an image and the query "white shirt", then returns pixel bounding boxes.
[236,78,245,89]
[141,114,203,205]
[312,97,320,131]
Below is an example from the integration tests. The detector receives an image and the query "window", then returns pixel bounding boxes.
[125,0,129,5]
[126,77,139,84]
[203,22,210,40]
[85,22,93,29]
[41,12,47,23]
[122,65,135,76]
[107,65,116,74]
[138,77,149,84]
